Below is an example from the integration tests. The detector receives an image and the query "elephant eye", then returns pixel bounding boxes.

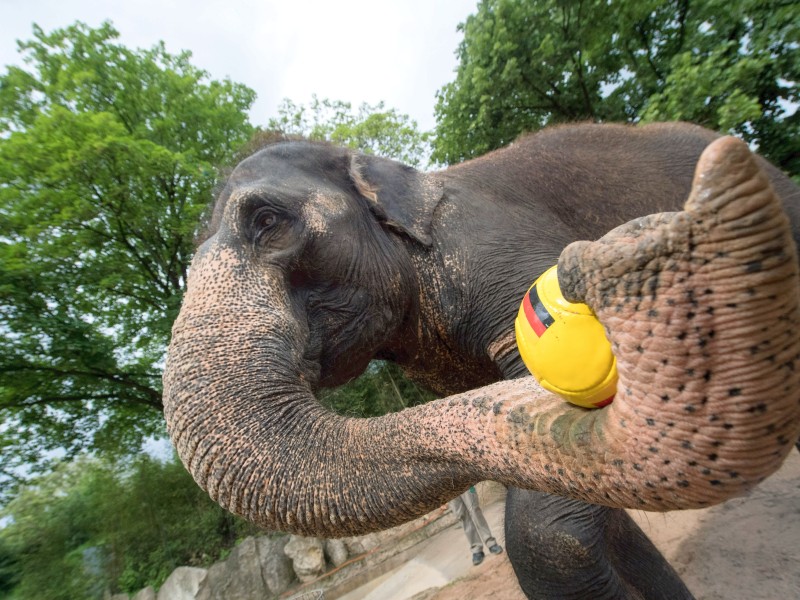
[255,211,277,230]
[252,207,279,242]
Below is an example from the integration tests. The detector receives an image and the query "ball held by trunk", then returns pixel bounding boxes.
[515,266,617,408]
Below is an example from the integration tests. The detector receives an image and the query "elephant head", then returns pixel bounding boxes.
[163,136,800,537]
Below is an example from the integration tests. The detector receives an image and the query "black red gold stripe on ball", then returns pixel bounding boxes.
[522,284,555,337]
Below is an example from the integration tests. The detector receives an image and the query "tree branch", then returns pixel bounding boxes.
[1,363,163,408]
[573,0,596,118]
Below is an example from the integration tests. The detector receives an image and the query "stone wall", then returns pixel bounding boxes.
[108,482,506,600]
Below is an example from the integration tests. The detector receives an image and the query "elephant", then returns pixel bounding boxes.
[162,123,800,600]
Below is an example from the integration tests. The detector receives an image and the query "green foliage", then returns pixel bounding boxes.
[319,361,436,418]
[0,455,263,599]
[433,0,627,162]
[433,0,799,176]
[0,535,19,596]
[0,21,256,495]
[637,0,800,177]
[1,459,110,599]
[268,95,432,167]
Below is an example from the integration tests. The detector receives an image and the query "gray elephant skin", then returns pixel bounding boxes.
[162,122,800,600]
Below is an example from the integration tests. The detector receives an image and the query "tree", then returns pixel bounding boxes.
[0,535,18,596]
[0,21,256,495]
[433,0,624,163]
[0,460,99,599]
[267,95,432,168]
[638,0,799,178]
[0,455,262,599]
[432,0,799,177]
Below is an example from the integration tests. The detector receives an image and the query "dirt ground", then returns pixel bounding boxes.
[425,451,800,600]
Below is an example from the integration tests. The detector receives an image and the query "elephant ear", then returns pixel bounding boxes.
[349,154,444,246]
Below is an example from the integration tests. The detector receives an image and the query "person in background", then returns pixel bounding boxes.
[448,486,504,565]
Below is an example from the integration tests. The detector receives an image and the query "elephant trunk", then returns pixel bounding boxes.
[163,137,800,537]
[162,240,486,536]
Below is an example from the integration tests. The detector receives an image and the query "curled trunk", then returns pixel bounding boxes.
[164,138,800,537]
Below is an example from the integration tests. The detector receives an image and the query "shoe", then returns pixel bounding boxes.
[488,543,503,555]
[472,550,485,566]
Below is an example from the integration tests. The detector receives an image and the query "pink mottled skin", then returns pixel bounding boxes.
[164,137,800,539]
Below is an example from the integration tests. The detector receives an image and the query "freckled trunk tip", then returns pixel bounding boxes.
[552,135,800,508]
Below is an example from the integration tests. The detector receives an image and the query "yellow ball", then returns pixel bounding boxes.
[515,266,617,409]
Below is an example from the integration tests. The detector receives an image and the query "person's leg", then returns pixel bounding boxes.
[449,494,484,553]
[450,492,486,564]
[462,488,502,550]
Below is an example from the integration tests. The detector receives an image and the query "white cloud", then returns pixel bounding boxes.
[0,0,476,131]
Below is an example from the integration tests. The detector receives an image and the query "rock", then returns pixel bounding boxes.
[108,594,129,600]
[196,537,265,600]
[196,536,295,600]
[341,532,381,556]
[194,561,228,600]
[284,535,326,583]
[156,567,206,600]
[257,536,294,595]
[325,539,349,567]
[131,588,156,600]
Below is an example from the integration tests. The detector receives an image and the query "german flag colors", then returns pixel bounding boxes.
[521,284,555,337]
[515,266,618,409]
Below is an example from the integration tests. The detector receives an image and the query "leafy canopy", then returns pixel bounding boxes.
[319,360,435,418]
[267,95,432,168]
[433,0,799,177]
[0,21,256,493]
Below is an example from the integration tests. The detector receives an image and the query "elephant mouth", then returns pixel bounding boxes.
[304,290,410,389]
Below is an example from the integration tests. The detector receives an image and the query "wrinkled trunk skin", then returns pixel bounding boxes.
[164,137,800,538]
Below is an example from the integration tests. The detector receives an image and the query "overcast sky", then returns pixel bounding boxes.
[0,0,478,132]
